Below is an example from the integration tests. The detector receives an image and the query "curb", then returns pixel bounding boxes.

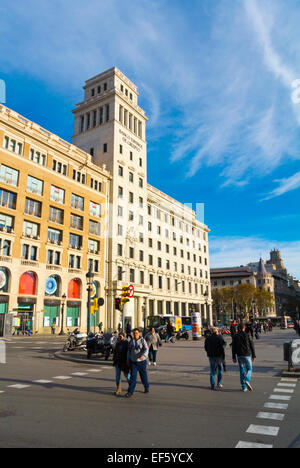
[54,351,113,367]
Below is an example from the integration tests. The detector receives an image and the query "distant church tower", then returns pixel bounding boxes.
[267,249,286,273]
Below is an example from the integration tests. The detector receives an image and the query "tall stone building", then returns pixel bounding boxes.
[73,67,212,330]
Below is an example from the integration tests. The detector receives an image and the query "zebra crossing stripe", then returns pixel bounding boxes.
[236,441,273,449]
[246,425,280,437]
[264,402,289,410]
[256,412,285,421]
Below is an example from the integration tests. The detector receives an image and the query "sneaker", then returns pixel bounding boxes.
[242,388,248,392]
[153,363,157,367]
[144,388,149,394]
[217,384,223,389]
[211,386,215,391]
[148,362,152,366]
[125,393,133,398]
[245,381,253,392]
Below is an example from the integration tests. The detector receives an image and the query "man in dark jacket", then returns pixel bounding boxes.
[232,323,256,392]
[205,328,227,391]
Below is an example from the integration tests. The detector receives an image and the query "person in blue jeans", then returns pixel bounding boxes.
[232,323,256,392]
[125,328,149,398]
[205,327,226,390]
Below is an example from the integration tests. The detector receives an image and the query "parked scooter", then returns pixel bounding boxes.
[63,329,87,352]
[104,332,118,360]
[176,328,189,341]
[86,332,105,359]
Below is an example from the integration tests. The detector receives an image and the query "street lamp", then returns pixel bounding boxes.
[86,267,94,335]
[59,293,66,336]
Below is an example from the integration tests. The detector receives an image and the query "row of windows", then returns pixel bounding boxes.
[79,105,110,133]
[0,211,101,239]
[118,164,144,184]
[90,82,108,98]
[2,142,104,193]
[120,84,133,101]
[119,106,143,138]
[117,244,208,266]
[117,266,208,293]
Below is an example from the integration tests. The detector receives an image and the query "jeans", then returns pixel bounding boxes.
[165,334,174,343]
[115,366,130,385]
[128,360,149,395]
[149,347,157,363]
[209,357,223,388]
[238,356,253,390]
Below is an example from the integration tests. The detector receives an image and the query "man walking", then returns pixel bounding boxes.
[125,329,149,398]
[205,327,227,391]
[232,324,256,392]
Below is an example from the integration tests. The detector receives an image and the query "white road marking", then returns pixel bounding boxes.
[8,384,31,390]
[257,412,285,421]
[269,395,291,401]
[33,380,53,384]
[264,402,289,410]
[53,376,72,380]
[274,388,294,394]
[277,383,296,388]
[236,441,273,449]
[0,391,5,394]
[86,369,102,373]
[246,425,280,437]
[71,373,88,376]
[281,378,297,382]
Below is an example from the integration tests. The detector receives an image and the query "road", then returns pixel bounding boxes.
[0,329,299,448]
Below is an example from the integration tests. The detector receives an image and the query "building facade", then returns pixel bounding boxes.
[72,67,212,330]
[211,250,300,321]
[0,104,110,334]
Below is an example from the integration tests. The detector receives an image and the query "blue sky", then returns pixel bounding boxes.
[1,0,300,277]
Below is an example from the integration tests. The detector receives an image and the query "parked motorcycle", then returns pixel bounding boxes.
[104,332,118,360]
[86,332,105,359]
[176,329,189,341]
[63,329,87,352]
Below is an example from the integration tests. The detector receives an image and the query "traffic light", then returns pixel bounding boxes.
[121,286,130,305]
[115,298,121,310]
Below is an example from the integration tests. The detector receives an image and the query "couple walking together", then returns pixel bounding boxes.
[113,327,161,398]
[205,324,256,392]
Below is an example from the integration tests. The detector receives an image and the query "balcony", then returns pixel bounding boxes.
[0,255,12,263]
[21,259,39,267]
[68,268,82,274]
[46,264,62,272]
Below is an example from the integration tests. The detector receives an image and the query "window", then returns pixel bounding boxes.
[117,244,123,256]
[0,239,11,256]
[89,220,101,236]
[0,189,17,210]
[139,178,143,188]
[89,201,101,218]
[49,206,64,225]
[0,164,19,187]
[29,149,46,166]
[70,214,83,231]
[118,266,123,281]
[118,206,123,217]
[139,158,142,167]
[48,228,62,244]
[139,250,144,262]
[50,186,65,204]
[129,247,134,259]
[105,104,109,122]
[69,255,81,269]
[53,160,67,175]
[104,83,107,91]
[158,276,163,289]
[23,220,39,238]
[27,176,43,196]
[117,224,123,236]
[130,151,133,161]
[118,186,123,199]
[129,192,134,203]
[119,145,123,154]
[47,250,61,265]
[129,211,134,221]
[25,198,42,217]
[3,136,23,155]
[69,233,82,249]
[118,166,123,177]
[149,274,153,287]
[140,271,144,284]
[130,269,135,283]
[71,194,84,211]
[0,213,14,232]
[149,255,153,266]
[129,172,134,183]
[88,239,99,253]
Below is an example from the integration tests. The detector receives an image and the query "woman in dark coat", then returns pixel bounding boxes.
[113,333,130,396]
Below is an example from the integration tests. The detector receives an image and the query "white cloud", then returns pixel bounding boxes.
[262,171,300,200]
[210,236,300,279]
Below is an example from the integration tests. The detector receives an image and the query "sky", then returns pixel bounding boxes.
[0,0,300,278]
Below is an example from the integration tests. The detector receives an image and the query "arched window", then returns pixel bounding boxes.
[19,272,37,295]
[68,278,82,299]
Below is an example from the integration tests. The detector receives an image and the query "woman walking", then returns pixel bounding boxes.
[145,327,162,366]
[113,332,130,396]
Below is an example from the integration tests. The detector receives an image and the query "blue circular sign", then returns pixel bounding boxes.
[45,277,57,295]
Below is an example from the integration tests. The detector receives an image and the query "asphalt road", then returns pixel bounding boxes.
[0,329,299,448]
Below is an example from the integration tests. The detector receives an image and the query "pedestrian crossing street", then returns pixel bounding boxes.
[236,378,298,449]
